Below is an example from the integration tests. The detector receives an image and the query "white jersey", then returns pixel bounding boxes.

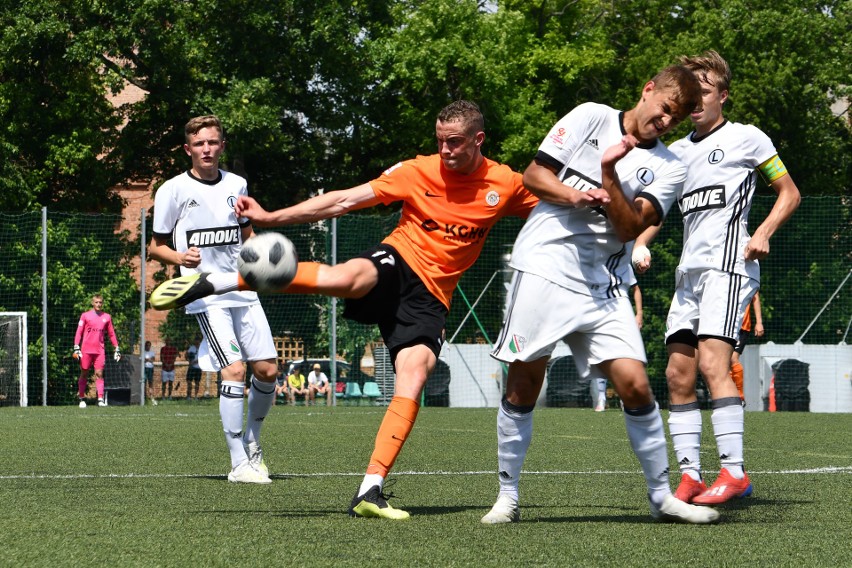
[510,102,683,298]
[668,120,778,281]
[152,170,260,314]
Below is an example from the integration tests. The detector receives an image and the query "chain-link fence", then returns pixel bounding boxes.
[0,195,849,409]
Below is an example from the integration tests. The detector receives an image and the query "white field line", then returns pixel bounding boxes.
[1,465,850,481]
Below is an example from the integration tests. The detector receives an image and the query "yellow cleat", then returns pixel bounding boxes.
[149,273,214,310]
[348,485,410,520]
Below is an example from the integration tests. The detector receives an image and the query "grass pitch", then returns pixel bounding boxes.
[1,402,850,567]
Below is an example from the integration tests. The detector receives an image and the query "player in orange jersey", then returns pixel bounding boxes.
[150,100,539,519]
[731,291,764,399]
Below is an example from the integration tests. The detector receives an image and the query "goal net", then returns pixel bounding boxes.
[0,312,27,407]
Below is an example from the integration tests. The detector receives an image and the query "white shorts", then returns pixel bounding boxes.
[194,304,277,372]
[491,271,646,376]
[665,269,759,344]
[161,370,175,383]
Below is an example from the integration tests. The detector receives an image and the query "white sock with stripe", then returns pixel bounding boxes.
[244,375,275,445]
[623,402,671,506]
[220,380,247,468]
[668,403,703,481]
[711,398,745,479]
[496,398,534,503]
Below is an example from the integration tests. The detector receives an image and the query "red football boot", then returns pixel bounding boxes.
[692,468,753,505]
[673,473,708,504]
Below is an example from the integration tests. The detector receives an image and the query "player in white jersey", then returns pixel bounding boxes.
[483,66,720,525]
[148,115,279,484]
[633,51,800,505]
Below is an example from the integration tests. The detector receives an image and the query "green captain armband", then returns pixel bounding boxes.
[757,154,788,184]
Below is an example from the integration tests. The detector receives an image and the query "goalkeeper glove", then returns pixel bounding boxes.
[73,345,82,360]
[114,348,121,362]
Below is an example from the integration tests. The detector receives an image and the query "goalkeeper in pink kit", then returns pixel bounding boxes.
[73,294,121,407]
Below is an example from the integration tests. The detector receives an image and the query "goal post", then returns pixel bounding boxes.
[0,312,28,407]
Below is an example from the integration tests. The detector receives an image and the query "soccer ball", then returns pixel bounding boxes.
[238,232,299,292]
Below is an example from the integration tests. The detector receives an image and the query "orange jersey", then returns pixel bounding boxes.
[369,154,538,309]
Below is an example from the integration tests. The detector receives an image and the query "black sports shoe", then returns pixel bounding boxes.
[348,485,410,520]
[149,273,215,310]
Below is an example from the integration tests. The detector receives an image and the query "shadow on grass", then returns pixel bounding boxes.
[188,474,299,481]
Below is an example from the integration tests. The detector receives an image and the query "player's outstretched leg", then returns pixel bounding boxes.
[150,273,215,310]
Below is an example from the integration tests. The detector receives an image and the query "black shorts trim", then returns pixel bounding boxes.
[698,334,738,348]
[734,330,750,354]
[343,244,447,364]
[666,329,698,348]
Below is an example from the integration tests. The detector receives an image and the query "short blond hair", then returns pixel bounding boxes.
[649,65,703,121]
[184,115,223,144]
[679,50,732,94]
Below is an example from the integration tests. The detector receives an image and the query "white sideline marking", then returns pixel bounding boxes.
[1,465,850,481]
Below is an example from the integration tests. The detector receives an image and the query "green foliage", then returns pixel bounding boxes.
[0,1,849,403]
[0,0,847,217]
[0,212,139,404]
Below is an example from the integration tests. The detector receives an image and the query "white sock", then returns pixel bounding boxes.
[668,406,703,481]
[220,380,247,468]
[711,402,745,478]
[623,403,671,506]
[596,378,607,402]
[244,375,275,445]
[358,473,384,497]
[496,399,534,503]
[208,272,240,293]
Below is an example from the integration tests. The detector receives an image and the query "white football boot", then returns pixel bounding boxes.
[227,460,272,484]
[650,494,720,524]
[481,495,520,524]
[243,441,270,482]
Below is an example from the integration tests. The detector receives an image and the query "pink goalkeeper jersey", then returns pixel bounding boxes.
[74,310,118,354]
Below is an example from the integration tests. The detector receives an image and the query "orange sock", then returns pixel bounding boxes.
[282,262,320,293]
[366,396,420,477]
[237,261,320,293]
[731,362,744,400]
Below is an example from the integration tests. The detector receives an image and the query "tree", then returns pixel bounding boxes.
[592,0,852,196]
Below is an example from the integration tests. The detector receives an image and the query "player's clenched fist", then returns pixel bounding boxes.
[632,244,651,273]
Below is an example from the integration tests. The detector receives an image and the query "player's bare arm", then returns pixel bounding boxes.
[600,135,661,242]
[744,174,801,260]
[235,184,382,227]
[752,291,765,337]
[148,236,201,268]
[522,159,611,207]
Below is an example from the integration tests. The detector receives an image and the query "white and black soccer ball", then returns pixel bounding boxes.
[238,232,299,292]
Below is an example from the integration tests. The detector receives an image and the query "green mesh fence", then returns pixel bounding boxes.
[0,196,848,408]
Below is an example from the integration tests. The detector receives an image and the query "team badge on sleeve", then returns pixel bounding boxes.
[548,127,567,148]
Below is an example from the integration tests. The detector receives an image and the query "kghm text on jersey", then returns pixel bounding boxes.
[421,219,490,243]
[186,226,241,247]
